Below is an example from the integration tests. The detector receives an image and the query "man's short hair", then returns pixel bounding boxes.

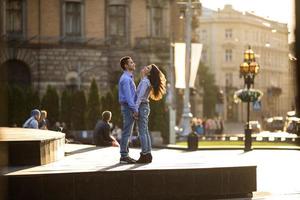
[102,111,112,121]
[120,56,131,70]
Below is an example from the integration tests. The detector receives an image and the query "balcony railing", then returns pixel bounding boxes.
[135,37,170,51]
[0,34,106,46]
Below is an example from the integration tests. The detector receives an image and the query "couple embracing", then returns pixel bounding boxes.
[118,56,166,164]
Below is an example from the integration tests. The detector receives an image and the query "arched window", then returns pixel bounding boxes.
[0,59,31,87]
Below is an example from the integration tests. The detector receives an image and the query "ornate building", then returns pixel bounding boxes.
[197,5,293,121]
[0,0,173,95]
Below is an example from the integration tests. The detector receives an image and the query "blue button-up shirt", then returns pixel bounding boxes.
[118,71,137,112]
[135,77,151,111]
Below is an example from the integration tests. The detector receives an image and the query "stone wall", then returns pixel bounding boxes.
[34,47,110,95]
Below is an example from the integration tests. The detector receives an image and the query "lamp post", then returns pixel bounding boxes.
[239,46,260,151]
[177,0,201,135]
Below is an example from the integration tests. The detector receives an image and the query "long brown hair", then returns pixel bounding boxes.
[148,64,166,101]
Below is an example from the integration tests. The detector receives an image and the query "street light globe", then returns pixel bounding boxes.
[244,50,250,60]
[249,49,255,60]
[244,47,255,61]
[240,62,249,75]
[249,62,258,74]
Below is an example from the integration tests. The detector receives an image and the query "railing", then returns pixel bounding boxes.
[0,34,106,46]
[135,37,170,51]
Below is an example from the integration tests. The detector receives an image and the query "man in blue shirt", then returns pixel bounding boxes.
[119,56,138,164]
[23,109,41,129]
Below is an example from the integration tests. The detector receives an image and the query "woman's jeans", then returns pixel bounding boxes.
[138,103,152,154]
[120,105,135,158]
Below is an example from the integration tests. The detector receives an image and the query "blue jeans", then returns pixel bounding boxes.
[138,103,152,154]
[120,105,135,157]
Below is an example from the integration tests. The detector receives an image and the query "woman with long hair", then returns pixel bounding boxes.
[134,64,166,163]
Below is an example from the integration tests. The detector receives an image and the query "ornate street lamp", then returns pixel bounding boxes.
[239,46,260,151]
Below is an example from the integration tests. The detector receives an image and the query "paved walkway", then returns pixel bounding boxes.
[4,144,300,199]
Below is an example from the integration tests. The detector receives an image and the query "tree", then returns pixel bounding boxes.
[71,90,87,130]
[0,84,8,126]
[25,87,40,115]
[86,79,101,129]
[149,97,169,144]
[8,86,27,126]
[198,63,218,118]
[60,89,72,128]
[41,85,59,127]
[110,86,121,127]
[101,91,113,112]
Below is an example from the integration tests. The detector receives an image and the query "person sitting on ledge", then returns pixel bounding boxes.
[23,109,41,129]
[39,110,49,130]
[93,111,119,147]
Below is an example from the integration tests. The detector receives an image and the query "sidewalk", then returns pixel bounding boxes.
[224,149,300,200]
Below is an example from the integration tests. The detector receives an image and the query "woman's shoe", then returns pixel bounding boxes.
[136,153,152,163]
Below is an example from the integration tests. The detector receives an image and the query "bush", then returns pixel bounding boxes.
[86,79,101,129]
[8,86,27,126]
[41,85,59,127]
[110,86,122,127]
[149,98,169,143]
[71,90,87,130]
[0,85,8,126]
[60,90,72,128]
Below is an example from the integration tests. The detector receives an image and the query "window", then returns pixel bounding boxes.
[225,73,233,87]
[225,49,232,62]
[201,29,207,41]
[64,2,82,37]
[107,3,128,46]
[225,29,232,39]
[109,5,126,37]
[62,0,84,40]
[5,0,24,37]
[151,7,163,37]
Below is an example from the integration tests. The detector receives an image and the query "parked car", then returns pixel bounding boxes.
[265,116,284,132]
[284,111,300,135]
[285,117,299,133]
[249,121,261,133]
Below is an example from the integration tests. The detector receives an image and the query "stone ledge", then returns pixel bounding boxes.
[7,166,256,200]
[0,128,65,166]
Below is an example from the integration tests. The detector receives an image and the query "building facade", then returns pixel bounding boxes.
[197,5,293,122]
[0,0,174,95]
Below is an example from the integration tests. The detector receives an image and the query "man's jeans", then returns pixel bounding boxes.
[120,105,135,157]
[138,103,152,154]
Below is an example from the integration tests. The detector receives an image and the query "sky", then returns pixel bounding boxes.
[200,0,295,41]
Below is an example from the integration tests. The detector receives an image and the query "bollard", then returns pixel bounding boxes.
[187,132,199,150]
